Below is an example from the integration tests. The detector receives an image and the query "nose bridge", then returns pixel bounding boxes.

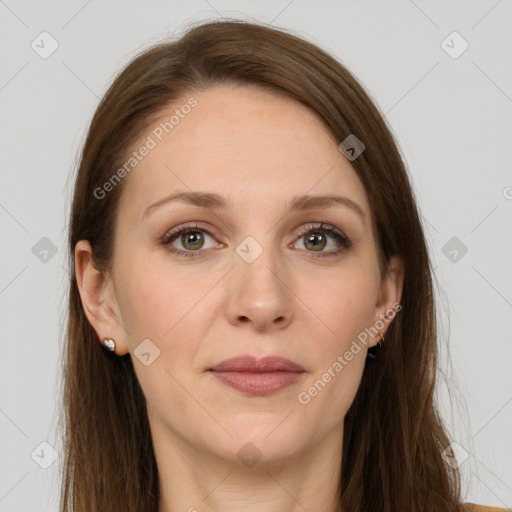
[235,232,283,285]
[225,231,293,330]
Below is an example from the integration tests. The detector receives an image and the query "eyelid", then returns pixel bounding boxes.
[295,222,346,239]
[162,222,220,243]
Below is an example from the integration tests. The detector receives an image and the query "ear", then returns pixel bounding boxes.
[74,240,130,355]
[371,255,404,347]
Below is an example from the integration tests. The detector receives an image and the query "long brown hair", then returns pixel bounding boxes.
[60,18,464,511]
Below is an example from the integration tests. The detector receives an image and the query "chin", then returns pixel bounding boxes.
[224,422,307,465]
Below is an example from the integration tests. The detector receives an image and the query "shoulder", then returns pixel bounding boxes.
[463,503,510,512]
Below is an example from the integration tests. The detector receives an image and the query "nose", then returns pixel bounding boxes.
[224,240,294,332]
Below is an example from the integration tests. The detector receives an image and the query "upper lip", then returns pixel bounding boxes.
[209,355,305,373]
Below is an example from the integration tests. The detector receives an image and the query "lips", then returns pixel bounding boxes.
[209,355,305,373]
[208,355,305,396]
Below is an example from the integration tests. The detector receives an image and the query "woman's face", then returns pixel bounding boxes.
[78,85,402,467]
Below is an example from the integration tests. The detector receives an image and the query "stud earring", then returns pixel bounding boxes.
[102,338,116,352]
[366,331,384,362]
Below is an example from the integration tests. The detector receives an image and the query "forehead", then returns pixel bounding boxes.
[118,85,370,221]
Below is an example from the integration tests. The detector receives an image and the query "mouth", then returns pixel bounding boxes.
[208,355,306,396]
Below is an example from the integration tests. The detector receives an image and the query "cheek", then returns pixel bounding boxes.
[297,265,377,400]
[115,259,212,417]
[295,261,379,416]
[117,273,177,341]
[115,251,215,343]
[297,281,372,423]
[307,267,378,344]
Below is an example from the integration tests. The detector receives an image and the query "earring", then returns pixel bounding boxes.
[366,331,384,362]
[102,338,116,353]
[377,330,384,349]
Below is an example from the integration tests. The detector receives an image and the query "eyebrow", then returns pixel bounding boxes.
[143,191,365,220]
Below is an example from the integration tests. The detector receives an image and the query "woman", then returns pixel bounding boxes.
[60,19,507,512]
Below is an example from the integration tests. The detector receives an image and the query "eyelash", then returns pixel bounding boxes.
[161,222,353,259]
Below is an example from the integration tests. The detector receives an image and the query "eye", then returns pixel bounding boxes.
[161,222,352,259]
[161,223,220,258]
[292,223,352,257]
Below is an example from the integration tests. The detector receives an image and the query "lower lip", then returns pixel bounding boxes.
[209,371,305,396]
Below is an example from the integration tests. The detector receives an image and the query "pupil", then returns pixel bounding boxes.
[306,232,326,251]
[183,231,203,249]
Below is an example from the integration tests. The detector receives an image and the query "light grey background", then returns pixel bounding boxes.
[0,1,511,510]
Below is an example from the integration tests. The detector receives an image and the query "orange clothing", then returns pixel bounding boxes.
[464,503,510,511]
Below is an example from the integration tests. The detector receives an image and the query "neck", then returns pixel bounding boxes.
[155,423,344,512]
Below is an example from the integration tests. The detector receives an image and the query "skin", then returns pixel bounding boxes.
[75,85,404,512]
